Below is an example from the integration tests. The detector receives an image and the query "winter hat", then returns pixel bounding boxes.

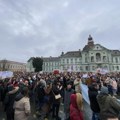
[101,86,108,94]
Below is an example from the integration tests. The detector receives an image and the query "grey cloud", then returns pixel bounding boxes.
[0,0,120,62]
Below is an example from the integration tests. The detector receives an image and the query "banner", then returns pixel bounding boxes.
[96,68,109,74]
[82,74,88,78]
[0,71,13,79]
[80,83,90,105]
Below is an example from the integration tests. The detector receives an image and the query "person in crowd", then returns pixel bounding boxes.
[52,80,62,120]
[112,78,117,95]
[117,79,120,95]
[70,93,83,120]
[64,81,75,120]
[0,80,4,103]
[88,83,100,120]
[97,86,120,120]
[4,84,19,120]
[107,77,113,95]
[35,79,46,115]
[86,76,93,86]
[74,77,81,93]
[42,80,53,119]
[14,87,31,120]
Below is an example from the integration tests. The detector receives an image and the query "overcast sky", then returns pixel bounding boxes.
[0,0,120,63]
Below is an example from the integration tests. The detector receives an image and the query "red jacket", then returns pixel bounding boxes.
[70,94,83,120]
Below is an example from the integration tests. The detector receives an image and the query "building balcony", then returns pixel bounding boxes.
[94,59,109,63]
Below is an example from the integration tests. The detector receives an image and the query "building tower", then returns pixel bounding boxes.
[88,35,94,48]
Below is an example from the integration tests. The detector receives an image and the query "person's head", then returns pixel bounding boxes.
[21,87,29,97]
[101,86,108,94]
[24,80,28,86]
[92,83,99,90]
[46,80,52,88]
[54,80,60,86]
[77,78,80,81]
[67,81,72,89]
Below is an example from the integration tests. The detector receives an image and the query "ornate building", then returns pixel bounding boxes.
[42,35,120,72]
[0,60,26,72]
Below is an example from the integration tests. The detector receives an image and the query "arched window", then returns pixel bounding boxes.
[104,66,108,69]
[117,66,119,70]
[80,66,83,70]
[86,66,89,71]
[71,58,73,63]
[91,56,94,62]
[63,59,65,63]
[92,66,95,70]
[75,58,77,63]
[96,53,101,62]
[76,66,78,71]
[67,59,69,64]
[115,57,118,63]
[113,66,114,70]
[85,57,88,63]
[103,56,107,62]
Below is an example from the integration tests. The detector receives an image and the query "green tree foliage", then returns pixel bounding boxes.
[32,57,43,72]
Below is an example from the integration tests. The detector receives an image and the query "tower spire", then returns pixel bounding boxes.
[88,34,94,47]
[88,34,93,41]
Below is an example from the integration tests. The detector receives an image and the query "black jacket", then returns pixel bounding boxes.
[4,88,19,112]
[35,83,45,101]
[88,85,100,113]
[52,85,61,104]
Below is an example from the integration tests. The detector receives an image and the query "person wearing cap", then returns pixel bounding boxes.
[97,86,120,120]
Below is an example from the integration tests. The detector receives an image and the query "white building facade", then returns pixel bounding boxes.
[0,60,26,72]
[42,57,60,72]
[42,35,120,72]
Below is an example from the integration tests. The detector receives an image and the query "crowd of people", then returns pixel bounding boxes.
[0,71,120,120]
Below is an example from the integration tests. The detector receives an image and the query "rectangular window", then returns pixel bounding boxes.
[113,66,114,70]
[80,66,83,70]
[71,59,73,63]
[117,66,119,70]
[67,59,69,64]
[86,66,89,71]
[115,58,118,63]
[63,59,65,64]
[92,66,95,70]
[75,58,77,63]
[79,58,81,62]
[85,57,88,63]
